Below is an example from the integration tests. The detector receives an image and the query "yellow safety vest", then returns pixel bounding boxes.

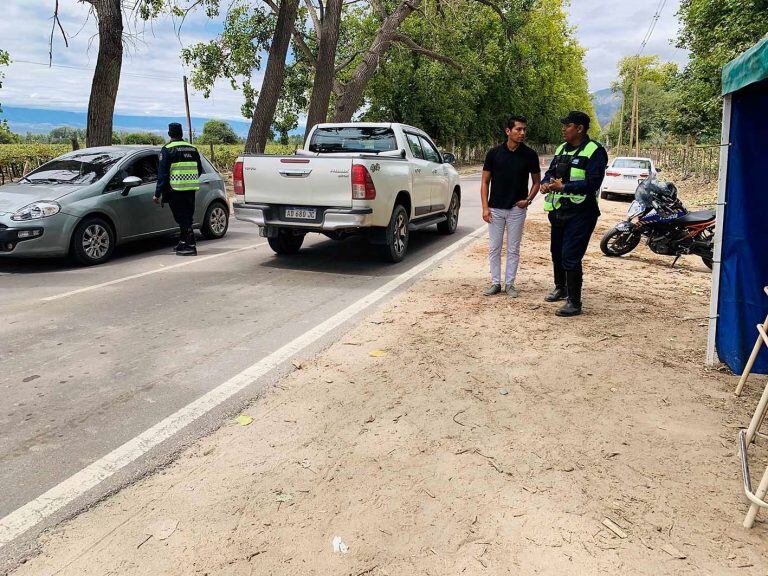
[165,140,201,192]
[543,140,601,212]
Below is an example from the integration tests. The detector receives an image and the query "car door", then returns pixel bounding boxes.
[418,135,449,213]
[193,155,215,227]
[103,153,171,239]
[404,132,432,218]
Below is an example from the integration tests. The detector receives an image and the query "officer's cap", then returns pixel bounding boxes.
[560,111,590,131]
[168,122,184,139]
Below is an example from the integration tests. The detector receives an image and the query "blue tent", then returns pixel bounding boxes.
[707,37,768,374]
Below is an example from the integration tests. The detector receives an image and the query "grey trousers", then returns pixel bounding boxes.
[488,206,527,285]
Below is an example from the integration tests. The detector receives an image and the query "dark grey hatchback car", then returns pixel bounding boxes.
[0,146,230,265]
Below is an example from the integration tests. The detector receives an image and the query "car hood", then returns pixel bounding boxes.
[0,182,83,214]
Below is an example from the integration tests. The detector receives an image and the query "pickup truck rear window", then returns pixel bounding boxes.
[309,127,397,153]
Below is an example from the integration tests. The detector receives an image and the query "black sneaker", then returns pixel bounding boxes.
[555,299,582,317]
[176,244,197,256]
[483,283,502,296]
[174,241,186,253]
[544,286,567,302]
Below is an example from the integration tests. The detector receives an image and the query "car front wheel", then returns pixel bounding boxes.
[71,216,115,266]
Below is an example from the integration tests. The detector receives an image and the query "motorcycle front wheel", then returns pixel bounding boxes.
[600,227,642,257]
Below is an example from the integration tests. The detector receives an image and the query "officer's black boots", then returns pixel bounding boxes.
[556,269,583,317]
[544,266,568,302]
[176,228,197,256]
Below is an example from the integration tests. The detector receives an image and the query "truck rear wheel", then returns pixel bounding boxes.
[379,204,409,263]
[268,229,305,255]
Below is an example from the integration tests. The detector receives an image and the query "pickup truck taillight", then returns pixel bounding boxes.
[233,160,245,196]
[351,164,376,200]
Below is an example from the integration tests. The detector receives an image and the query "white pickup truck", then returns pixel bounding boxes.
[233,122,461,262]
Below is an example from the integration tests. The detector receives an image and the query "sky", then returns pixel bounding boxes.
[0,0,690,121]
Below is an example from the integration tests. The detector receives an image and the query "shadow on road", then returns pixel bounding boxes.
[0,230,253,275]
[258,226,478,277]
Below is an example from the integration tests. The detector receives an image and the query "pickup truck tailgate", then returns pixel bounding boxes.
[244,157,353,208]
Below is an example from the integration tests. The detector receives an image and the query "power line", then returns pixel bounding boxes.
[12,58,180,83]
[637,0,668,56]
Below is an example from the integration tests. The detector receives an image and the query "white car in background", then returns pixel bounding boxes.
[601,156,658,200]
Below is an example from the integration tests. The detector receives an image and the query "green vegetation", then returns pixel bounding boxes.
[672,0,768,140]
[198,120,241,144]
[605,56,679,145]
[0,49,17,145]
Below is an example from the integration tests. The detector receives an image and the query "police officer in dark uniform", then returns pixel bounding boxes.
[154,123,203,256]
[540,111,608,317]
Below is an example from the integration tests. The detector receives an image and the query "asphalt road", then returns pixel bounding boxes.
[0,173,487,568]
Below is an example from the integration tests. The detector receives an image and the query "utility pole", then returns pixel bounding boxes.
[629,56,640,156]
[183,75,194,143]
[616,90,625,153]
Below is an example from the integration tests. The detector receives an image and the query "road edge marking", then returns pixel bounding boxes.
[41,242,268,303]
[1,226,485,546]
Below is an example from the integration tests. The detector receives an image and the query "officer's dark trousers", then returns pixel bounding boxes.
[548,207,598,304]
[167,191,196,246]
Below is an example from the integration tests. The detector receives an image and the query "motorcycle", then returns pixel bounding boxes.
[600,177,715,269]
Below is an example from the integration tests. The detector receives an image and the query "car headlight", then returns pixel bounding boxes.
[11,201,61,221]
[627,200,645,219]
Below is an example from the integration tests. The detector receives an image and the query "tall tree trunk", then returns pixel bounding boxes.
[332,0,420,122]
[304,0,343,140]
[85,0,123,148]
[245,0,301,154]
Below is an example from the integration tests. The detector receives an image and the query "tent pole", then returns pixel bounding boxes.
[707,93,732,365]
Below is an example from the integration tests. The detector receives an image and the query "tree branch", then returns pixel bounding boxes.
[470,0,506,24]
[368,0,388,18]
[263,0,317,66]
[392,34,462,70]
[49,0,69,66]
[303,0,322,34]
[334,50,362,73]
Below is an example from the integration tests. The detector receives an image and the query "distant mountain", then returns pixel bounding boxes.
[0,106,293,138]
[591,88,622,129]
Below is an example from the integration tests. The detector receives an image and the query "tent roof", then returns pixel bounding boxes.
[722,36,768,95]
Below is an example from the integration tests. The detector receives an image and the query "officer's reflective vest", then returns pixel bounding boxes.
[543,140,601,212]
[165,140,201,192]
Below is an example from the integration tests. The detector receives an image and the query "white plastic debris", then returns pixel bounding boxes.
[332,535,349,554]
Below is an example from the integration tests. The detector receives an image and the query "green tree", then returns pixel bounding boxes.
[0,48,18,143]
[606,55,679,146]
[198,120,241,144]
[673,0,768,140]
[122,132,165,144]
[362,0,594,147]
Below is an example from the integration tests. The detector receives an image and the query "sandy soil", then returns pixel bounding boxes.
[11,194,768,576]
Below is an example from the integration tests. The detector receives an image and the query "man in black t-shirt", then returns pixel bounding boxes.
[480,115,541,297]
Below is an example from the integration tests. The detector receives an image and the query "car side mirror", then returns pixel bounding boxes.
[400,148,407,159]
[121,176,142,196]
[442,152,456,164]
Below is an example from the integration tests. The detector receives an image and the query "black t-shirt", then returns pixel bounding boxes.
[483,142,541,209]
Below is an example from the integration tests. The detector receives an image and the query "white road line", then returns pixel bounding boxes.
[0,226,485,546]
[41,242,267,303]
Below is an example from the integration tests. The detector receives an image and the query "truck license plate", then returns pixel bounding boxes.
[285,208,317,219]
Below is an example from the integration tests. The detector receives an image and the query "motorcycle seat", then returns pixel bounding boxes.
[678,209,716,224]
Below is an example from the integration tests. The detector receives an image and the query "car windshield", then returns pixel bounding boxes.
[23,150,128,185]
[308,127,397,153]
[613,158,651,170]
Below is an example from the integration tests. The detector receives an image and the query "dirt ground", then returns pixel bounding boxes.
[12,189,768,576]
